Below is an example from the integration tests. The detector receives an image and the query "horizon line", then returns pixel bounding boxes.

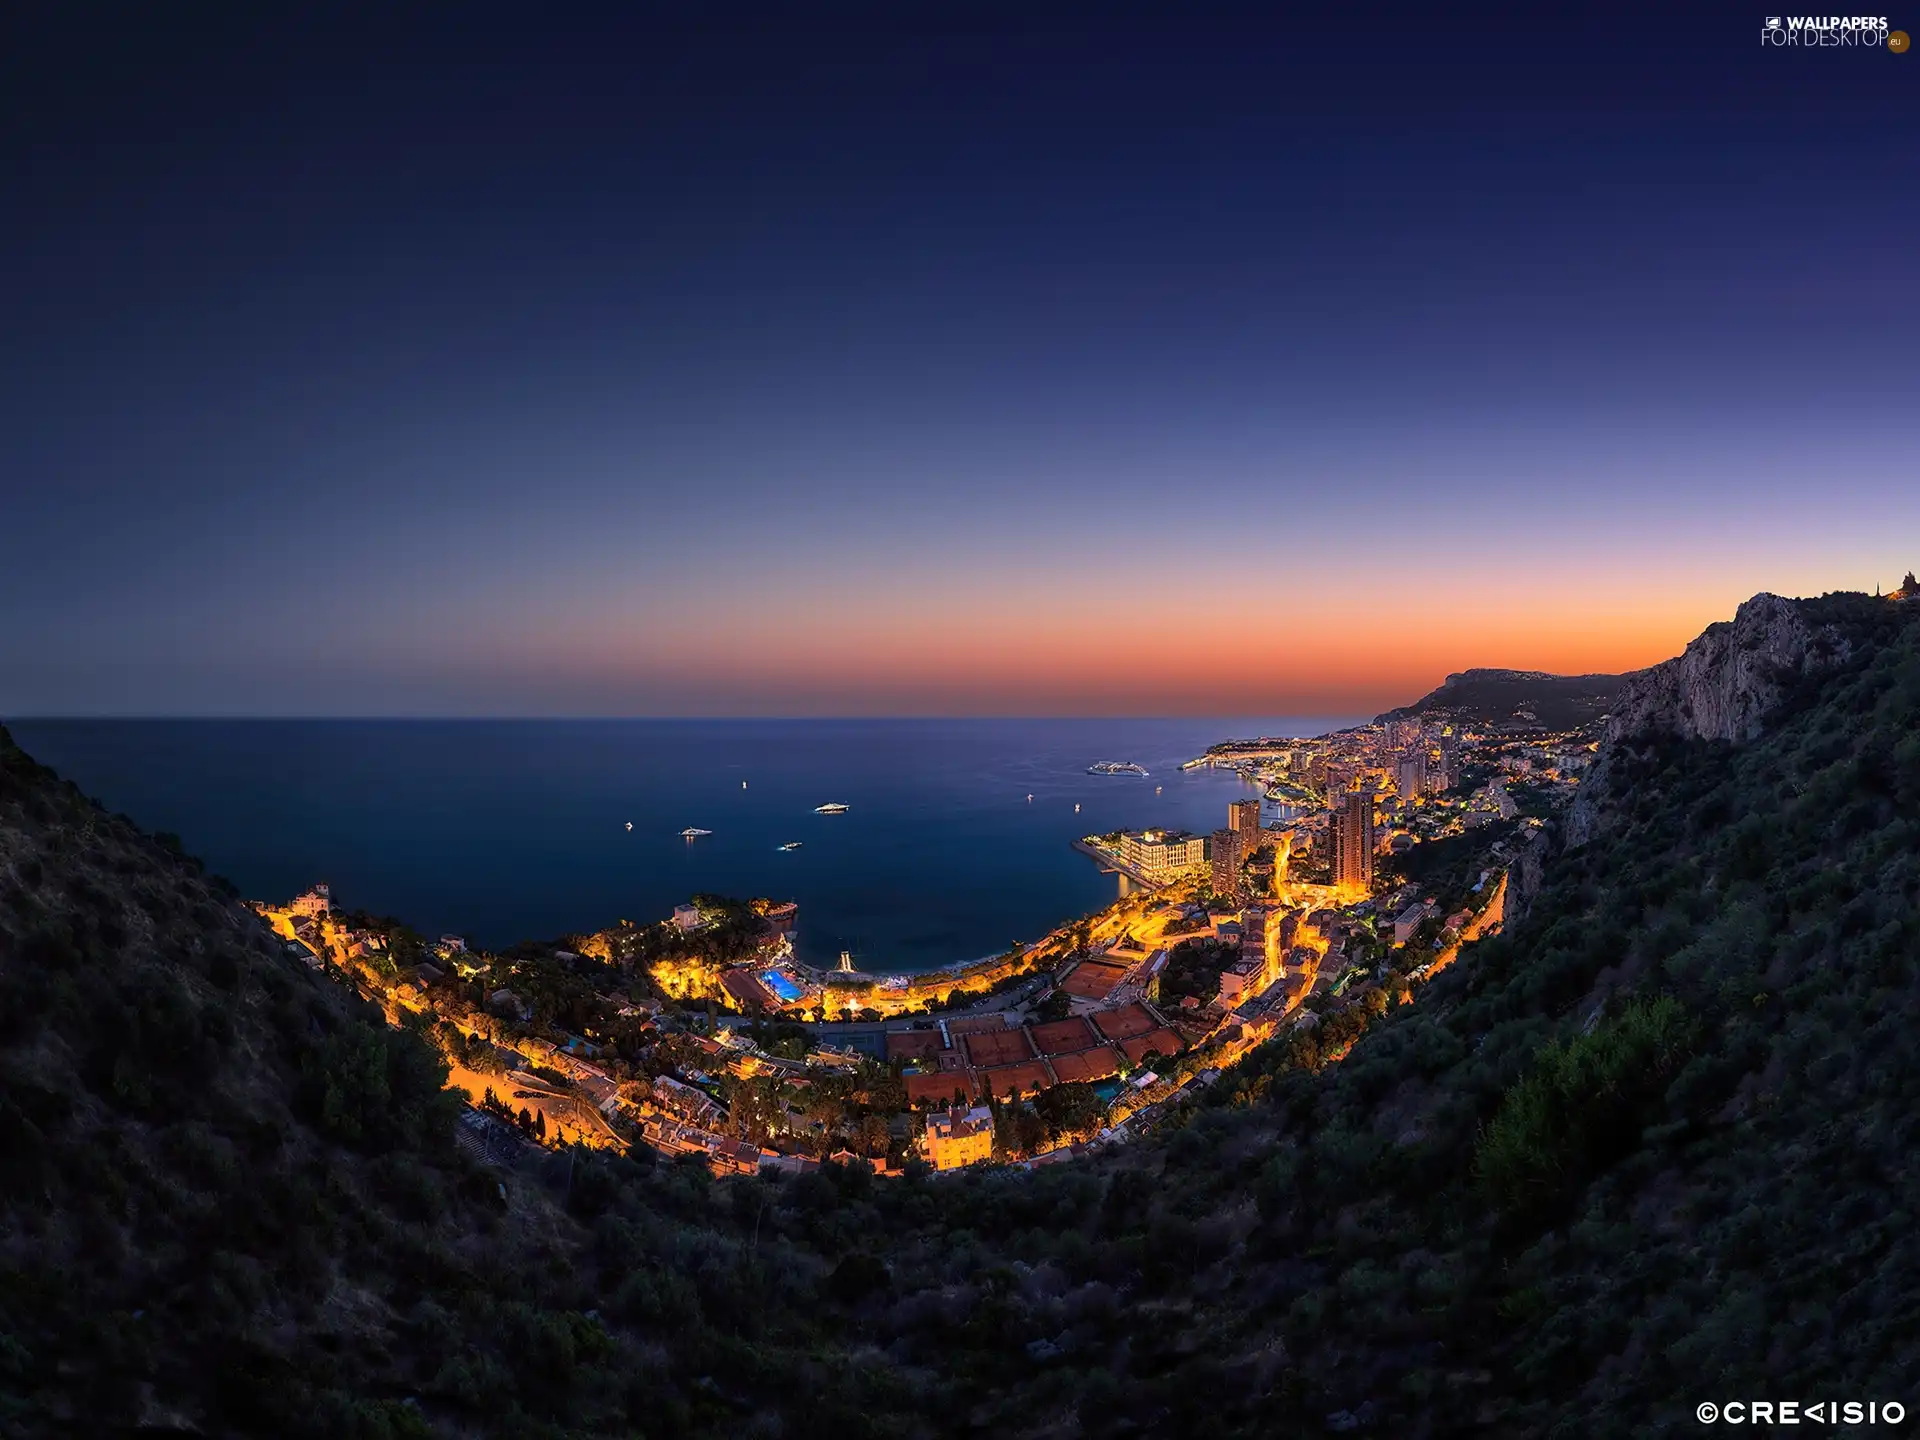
[3,712,1373,725]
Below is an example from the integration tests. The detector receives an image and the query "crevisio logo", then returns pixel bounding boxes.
[1760,14,1908,46]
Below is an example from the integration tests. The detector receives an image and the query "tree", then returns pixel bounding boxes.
[535,1110,547,1140]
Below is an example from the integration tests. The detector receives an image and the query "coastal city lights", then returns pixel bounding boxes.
[2,5,1913,1437]
[250,701,1590,1173]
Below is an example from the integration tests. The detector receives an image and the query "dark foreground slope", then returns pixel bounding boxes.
[0,735,909,1439]
[4,590,1918,1438]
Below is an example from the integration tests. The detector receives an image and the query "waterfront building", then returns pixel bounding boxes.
[1119,828,1207,882]
[1330,790,1376,893]
[924,1105,995,1170]
[672,903,702,933]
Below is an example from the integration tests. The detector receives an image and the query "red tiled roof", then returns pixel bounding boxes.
[1028,1017,1099,1056]
[906,1071,978,1107]
[721,970,777,1013]
[962,1028,1035,1067]
[979,1061,1053,1099]
[1046,1046,1123,1085]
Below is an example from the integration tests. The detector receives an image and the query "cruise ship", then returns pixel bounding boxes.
[1087,760,1149,777]
[813,802,851,814]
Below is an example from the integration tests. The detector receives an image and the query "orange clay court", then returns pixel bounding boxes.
[1028,1016,1100,1055]
[1046,1046,1123,1084]
[1061,959,1131,1000]
[1092,1003,1157,1041]
[962,1028,1036,1067]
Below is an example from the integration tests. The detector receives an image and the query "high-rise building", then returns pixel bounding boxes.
[1228,798,1262,850]
[1330,790,1376,893]
[1435,733,1460,792]
[1396,749,1427,799]
[1210,828,1245,903]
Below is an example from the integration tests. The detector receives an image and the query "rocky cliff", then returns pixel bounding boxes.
[1567,591,1875,844]
[1600,592,1856,745]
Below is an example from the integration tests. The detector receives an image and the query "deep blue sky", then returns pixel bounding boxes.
[3,5,1914,716]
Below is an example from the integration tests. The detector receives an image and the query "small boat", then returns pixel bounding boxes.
[1074,802,1081,813]
[1027,793,1033,802]
[777,841,803,852]
[1155,785,1162,794]
[814,802,850,814]
[625,821,633,831]
[742,780,748,789]
[681,827,713,838]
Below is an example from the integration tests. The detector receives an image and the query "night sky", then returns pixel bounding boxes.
[3,6,1914,716]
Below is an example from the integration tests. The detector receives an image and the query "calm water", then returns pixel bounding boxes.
[6,718,1352,973]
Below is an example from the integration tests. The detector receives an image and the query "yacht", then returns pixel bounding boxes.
[680,827,713,838]
[776,841,803,851]
[814,802,851,814]
[1087,760,1149,777]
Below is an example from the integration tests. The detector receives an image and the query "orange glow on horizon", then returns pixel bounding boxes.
[470,574,1736,715]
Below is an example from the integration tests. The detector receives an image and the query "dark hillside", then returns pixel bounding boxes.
[1200,593,1920,1432]
[1379,668,1630,730]
[0,728,907,1439]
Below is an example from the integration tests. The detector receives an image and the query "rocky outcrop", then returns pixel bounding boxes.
[1600,593,1854,746]
[1566,593,1857,845]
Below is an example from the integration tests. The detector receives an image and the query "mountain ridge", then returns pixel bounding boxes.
[1376,667,1631,730]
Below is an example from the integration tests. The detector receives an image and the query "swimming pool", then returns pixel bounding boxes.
[764,970,807,1004]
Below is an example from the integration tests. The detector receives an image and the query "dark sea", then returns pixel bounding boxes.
[5,718,1353,974]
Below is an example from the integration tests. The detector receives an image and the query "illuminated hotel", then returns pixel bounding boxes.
[1119,828,1207,882]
